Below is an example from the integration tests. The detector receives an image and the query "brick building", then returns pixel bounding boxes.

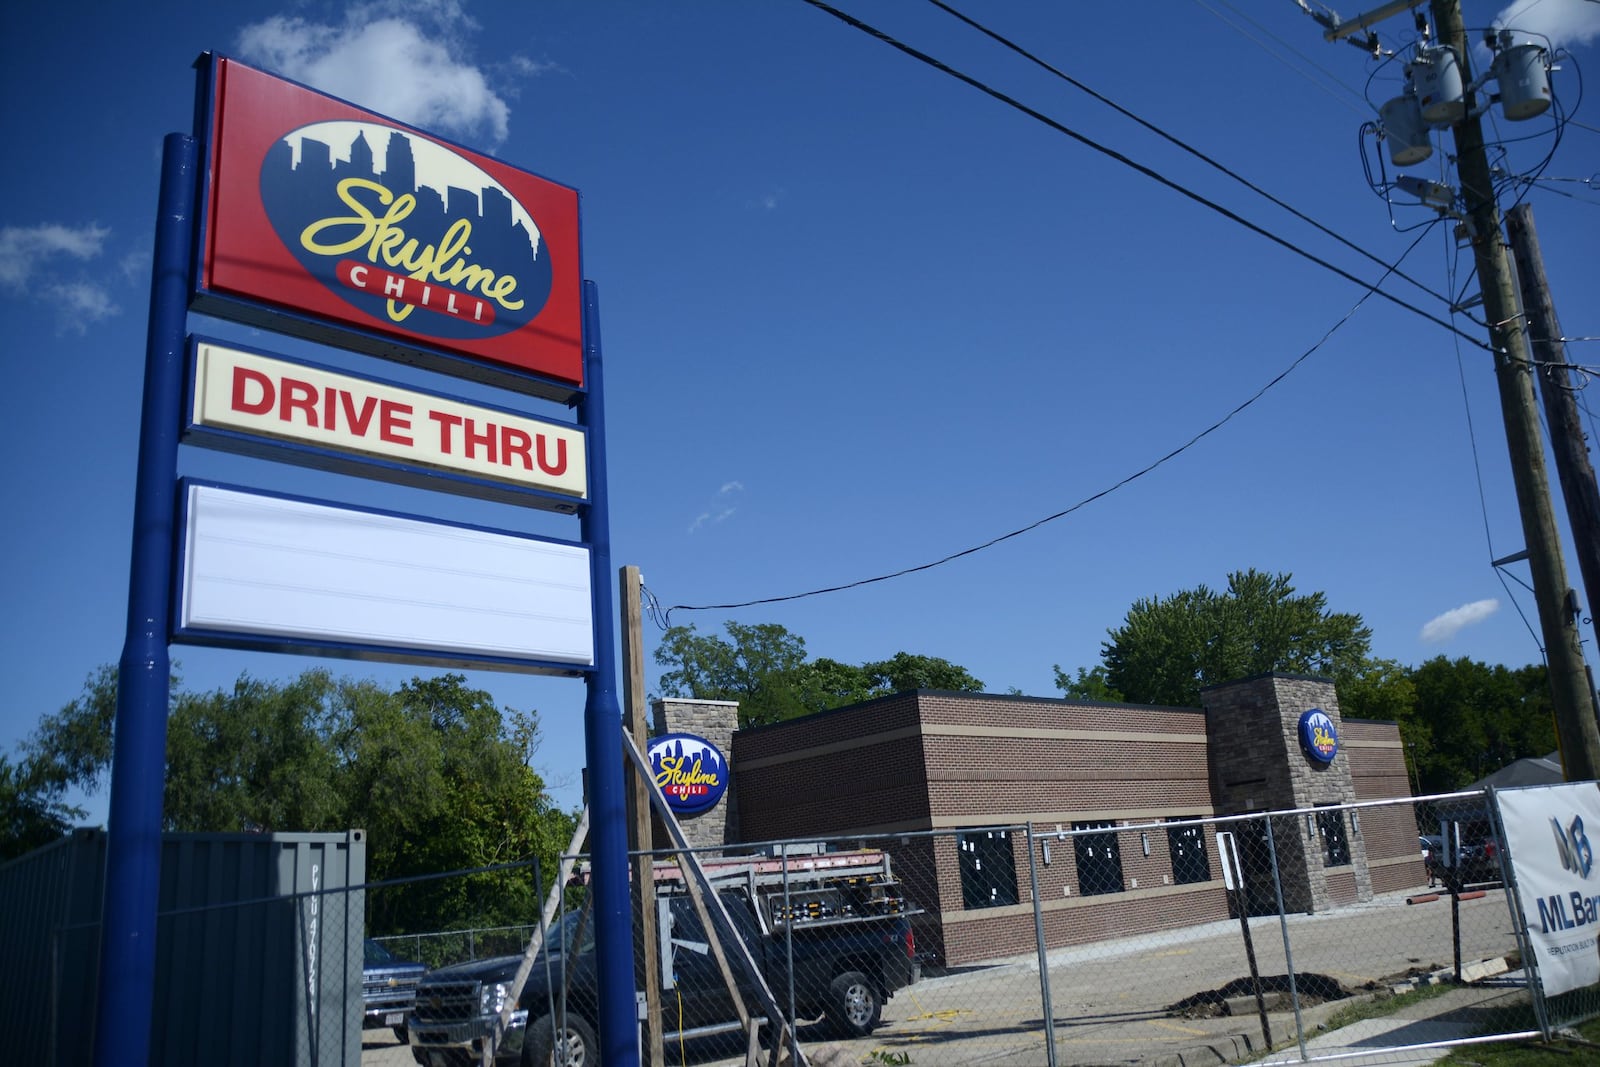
[706,673,1421,966]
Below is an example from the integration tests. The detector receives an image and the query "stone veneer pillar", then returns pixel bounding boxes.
[1202,673,1372,913]
[651,698,740,853]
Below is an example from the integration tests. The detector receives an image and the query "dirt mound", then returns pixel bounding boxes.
[1166,972,1359,1018]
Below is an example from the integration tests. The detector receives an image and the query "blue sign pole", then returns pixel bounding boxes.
[578,280,641,1066]
[93,132,197,1067]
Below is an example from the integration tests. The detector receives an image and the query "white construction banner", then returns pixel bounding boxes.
[1496,781,1600,996]
[177,483,594,669]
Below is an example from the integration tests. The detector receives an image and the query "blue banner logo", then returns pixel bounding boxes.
[1298,708,1339,764]
[648,733,729,815]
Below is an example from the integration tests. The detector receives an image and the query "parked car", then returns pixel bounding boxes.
[364,939,429,1042]
[1463,836,1504,884]
[1420,832,1503,887]
[1419,835,1444,886]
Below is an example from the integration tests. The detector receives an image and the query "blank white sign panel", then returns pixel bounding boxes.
[179,484,594,666]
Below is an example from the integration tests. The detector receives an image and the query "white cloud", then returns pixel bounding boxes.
[46,282,120,334]
[0,223,121,330]
[1420,599,1501,642]
[0,223,111,290]
[689,482,745,533]
[508,55,566,79]
[1492,0,1600,49]
[236,5,512,145]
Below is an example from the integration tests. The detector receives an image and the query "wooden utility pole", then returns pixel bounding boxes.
[620,565,665,1067]
[1505,204,1600,664]
[1431,0,1600,779]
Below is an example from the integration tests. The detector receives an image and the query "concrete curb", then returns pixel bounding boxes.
[1136,1030,1260,1067]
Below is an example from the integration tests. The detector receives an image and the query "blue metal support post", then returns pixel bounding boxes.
[93,132,197,1067]
[578,280,642,1066]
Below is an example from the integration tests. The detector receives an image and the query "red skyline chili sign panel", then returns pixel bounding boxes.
[200,58,583,389]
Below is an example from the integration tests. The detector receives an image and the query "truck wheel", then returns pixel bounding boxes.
[826,971,881,1037]
[523,1012,598,1067]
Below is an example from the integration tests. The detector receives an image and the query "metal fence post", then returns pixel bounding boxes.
[1025,823,1059,1067]
[783,845,798,1067]
[1264,816,1305,1060]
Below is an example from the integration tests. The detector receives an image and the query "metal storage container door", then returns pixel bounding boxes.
[0,827,365,1067]
[150,830,366,1067]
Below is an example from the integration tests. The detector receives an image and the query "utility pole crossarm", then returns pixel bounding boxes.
[1321,0,1426,41]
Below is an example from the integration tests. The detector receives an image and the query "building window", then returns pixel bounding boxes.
[1073,821,1125,896]
[957,830,1018,909]
[1316,806,1352,867]
[1166,821,1211,885]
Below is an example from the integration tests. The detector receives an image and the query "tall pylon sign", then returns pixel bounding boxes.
[95,55,639,1067]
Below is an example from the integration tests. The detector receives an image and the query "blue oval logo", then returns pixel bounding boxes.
[1299,708,1339,764]
[259,121,553,342]
[648,733,729,815]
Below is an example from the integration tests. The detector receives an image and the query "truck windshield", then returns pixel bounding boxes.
[552,910,595,955]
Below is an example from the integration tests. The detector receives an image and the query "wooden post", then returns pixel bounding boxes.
[620,566,665,1067]
[1507,204,1600,668]
[622,730,808,1067]
[484,808,591,1066]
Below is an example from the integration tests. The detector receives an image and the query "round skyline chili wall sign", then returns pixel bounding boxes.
[1299,708,1339,765]
[260,120,554,343]
[202,58,583,389]
[648,733,729,816]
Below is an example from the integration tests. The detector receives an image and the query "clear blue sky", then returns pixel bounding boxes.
[3,1,1598,816]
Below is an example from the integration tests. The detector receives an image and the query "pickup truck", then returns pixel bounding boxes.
[406,849,920,1066]
[363,938,429,1042]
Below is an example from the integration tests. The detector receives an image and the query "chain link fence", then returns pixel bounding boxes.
[7,789,1598,1067]
[395,795,1559,1067]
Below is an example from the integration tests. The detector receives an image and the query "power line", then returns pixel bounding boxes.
[1192,0,1372,115]
[799,0,1487,348]
[924,0,1469,317]
[663,223,1443,621]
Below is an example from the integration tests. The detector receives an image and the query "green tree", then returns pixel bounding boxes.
[0,754,79,862]
[3,667,574,937]
[163,670,345,833]
[1408,656,1556,792]
[654,622,810,726]
[861,652,983,694]
[20,664,123,800]
[790,657,875,714]
[1052,665,1124,702]
[1099,569,1372,708]
[1337,658,1417,724]
[655,623,986,725]
[367,675,575,935]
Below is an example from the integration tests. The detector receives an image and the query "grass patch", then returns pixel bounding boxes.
[1317,981,1457,1031]
[1266,973,1600,1066]
[1436,1013,1600,1065]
